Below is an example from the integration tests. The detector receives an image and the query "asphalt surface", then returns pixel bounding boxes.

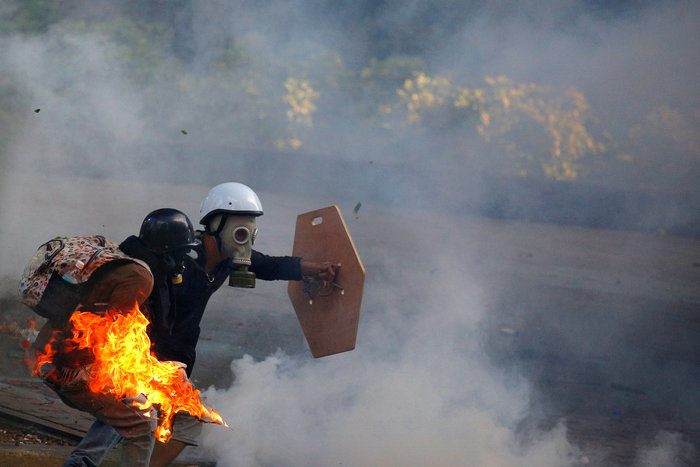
[0,173,699,466]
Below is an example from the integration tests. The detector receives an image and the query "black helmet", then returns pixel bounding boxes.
[139,208,199,254]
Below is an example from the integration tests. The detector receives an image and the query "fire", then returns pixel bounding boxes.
[34,304,229,442]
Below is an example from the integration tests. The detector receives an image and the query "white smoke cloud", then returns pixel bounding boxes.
[1,2,698,465]
[202,355,571,467]
[199,253,577,466]
[636,431,696,467]
[3,30,148,174]
[431,1,700,127]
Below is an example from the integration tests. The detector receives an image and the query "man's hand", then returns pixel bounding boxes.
[167,361,189,381]
[301,260,339,286]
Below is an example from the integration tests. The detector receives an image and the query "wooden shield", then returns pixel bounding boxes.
[288,206,365,358]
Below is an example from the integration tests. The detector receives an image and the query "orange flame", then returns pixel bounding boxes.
[35,305,229,441]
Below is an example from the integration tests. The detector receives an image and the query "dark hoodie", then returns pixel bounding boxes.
[121,232,303,376]
[118,235,178,364]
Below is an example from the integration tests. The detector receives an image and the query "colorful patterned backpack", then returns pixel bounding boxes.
[18,235,137,321]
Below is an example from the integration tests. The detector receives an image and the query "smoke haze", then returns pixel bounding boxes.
[1,1,699,466]
[199,246,576,466]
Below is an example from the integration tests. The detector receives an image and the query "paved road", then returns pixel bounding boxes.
[1,173,699,465]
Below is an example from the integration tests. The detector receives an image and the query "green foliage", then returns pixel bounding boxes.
[467,76,606,180]
[0,5,696,187]
[608,106,700,188]
[359,56,426,85]
[341,56,425,120]
[0,0,59,35]
[376,73,605,180]
[60,16,178,85]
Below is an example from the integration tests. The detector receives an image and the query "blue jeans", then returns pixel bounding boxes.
[63,420,123,467]
[44,371,157,467]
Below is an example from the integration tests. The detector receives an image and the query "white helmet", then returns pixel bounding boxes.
[199,182,263,226]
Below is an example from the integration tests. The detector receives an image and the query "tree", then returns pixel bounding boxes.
[0,0,59,35]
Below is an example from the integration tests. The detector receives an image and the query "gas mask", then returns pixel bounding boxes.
[161,249,190,284]
[215,215,258,288]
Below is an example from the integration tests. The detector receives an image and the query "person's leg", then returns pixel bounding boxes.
[150,412,202,467]
[120,431,156,467]
[53,380,157,466]
[63,420,122,467]
[39,262,157,466]
[150,439,187,467]
[94,393,158,466]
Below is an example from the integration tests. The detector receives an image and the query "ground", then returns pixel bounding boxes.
[0,172,699,465]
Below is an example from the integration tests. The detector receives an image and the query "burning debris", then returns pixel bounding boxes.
[0,318,38,369]
[33,304,229,442]
[0,318,38,343]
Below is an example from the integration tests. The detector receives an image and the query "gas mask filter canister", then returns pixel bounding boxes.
[217,215,257,288]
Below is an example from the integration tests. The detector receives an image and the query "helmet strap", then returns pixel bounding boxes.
[206,214,228,253]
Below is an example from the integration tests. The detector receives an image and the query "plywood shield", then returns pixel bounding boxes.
[288,206,365,358]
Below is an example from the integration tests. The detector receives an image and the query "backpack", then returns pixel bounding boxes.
[18,235,137,322]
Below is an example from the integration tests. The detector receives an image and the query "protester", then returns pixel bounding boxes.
[19,227,180,467]
[57,208,200,467]
[66,183,336,466]
[149,182,337,466]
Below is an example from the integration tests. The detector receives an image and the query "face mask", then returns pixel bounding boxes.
[162,249,190,284]
[218,215,257,288]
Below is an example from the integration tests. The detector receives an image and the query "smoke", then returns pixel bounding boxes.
[1,28,155,178]
[1,1,698,465]
[2,0,698,235]
[430,1,700,132]
[636,431,696,467]
[199,252,576,466]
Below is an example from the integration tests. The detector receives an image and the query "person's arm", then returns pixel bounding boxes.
[249,250,302,280]
[250,251,338,283]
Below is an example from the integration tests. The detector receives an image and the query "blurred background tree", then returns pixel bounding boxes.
[0,0,697,191]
